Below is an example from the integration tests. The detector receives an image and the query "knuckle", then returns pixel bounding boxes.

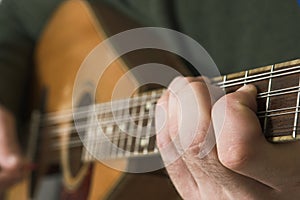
[218,143,250,170]
[225,93,240,105]
[223,93,245,113]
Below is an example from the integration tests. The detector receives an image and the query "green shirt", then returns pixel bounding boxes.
[0,0,299,118]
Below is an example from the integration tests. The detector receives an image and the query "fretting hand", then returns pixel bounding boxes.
[155,77,300,200]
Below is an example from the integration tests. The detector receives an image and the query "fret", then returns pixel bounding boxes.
[117,124,127,157]
[223,71,245,93]
[244,70,248,85]
[83,113,98,161]
[140,138,149,151]
[263,65,274,134]
[106,125,113,134]
[108,124,118,158]
[266,65,299,139]
[143,91,157,154]
[118,121,129,157]
[99,108,111,159]
[133,93,148,154]
[125,97,138,156]
[116,100,128,158]
[222,75,227,92]
[110,100,123,158]
[292,76,300,138]
[91,115,98,161]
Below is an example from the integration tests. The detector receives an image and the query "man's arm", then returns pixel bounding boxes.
[156,76,300,199]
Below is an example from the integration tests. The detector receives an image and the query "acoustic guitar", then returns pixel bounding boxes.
[5,0,300,199]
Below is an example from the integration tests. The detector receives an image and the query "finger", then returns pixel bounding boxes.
[167,77,211,150]
[175,84,273,198]
[173,80,221,151]
[166,80,226,198]
[155,91,200,199]
[168,76,207,94]
[212,84,296,189]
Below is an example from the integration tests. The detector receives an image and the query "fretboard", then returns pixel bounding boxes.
[80,59,300,162]
[213,59,300,142]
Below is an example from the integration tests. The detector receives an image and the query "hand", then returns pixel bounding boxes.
[155,77,300,200]
[0,106,25,192]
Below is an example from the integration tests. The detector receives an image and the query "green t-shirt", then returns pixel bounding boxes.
[0,0,299,117]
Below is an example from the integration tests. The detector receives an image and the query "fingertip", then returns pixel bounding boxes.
[234,84,258,112]
[237,84,257,95]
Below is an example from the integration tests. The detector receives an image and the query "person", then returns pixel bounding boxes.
[0,0,299,199]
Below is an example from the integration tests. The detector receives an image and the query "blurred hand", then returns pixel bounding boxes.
[155,77,300,200]
[0,106,25,192]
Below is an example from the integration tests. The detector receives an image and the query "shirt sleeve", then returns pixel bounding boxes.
[0,0,61,118]
[0,0,34,117]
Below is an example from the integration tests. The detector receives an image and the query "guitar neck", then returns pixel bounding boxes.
[79,59,300,162]
[213,59,300,142]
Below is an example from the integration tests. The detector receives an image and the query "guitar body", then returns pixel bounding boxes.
[34,1,128,199]
[7,0,188,199]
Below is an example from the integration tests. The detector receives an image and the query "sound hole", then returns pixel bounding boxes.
[69,93,92,177]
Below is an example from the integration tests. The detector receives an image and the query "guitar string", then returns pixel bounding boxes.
[43,97,159,125]
[216,64,300,87]
[50,95,299,144]
[47,101,300,151]
[49,124,300,152]
[40,83,300,133]
[48,112,300,150]
[53,83,300,124]
[44,102,300,139]
[257,106,299,115]
[52,127,158,152]
[41,65,300,124]
[48,120,300,148]
[257,85,300,99]
[47,107,300,142]
[54,119,300,145]
[42,87,300,137]
[43,90,164,123]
